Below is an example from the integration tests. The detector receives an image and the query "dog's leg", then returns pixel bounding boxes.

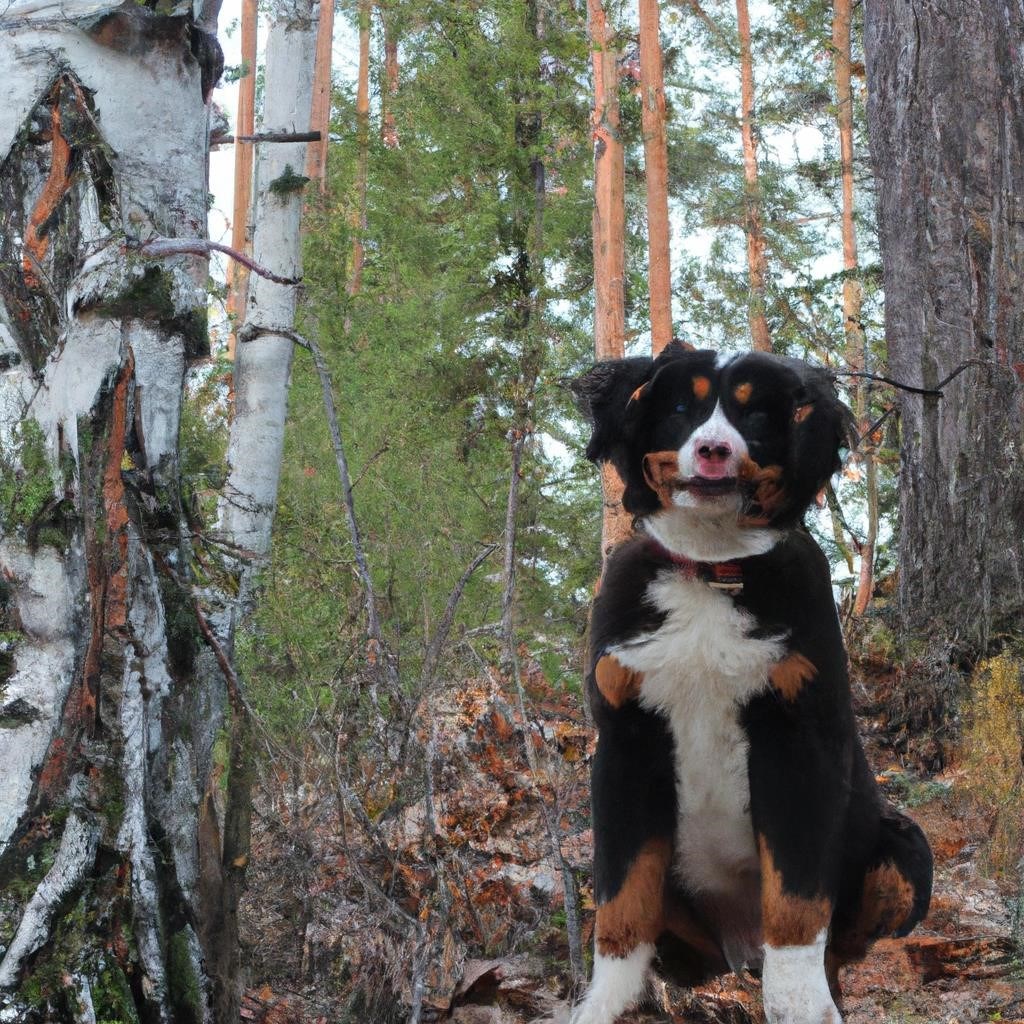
[829,804,933,973]
[746,685,845,1024]
[573,837,669,1024]
[574,703,676,1024]
[571,943,655,1024]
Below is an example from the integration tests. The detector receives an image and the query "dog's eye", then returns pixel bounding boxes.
[674,402,687,414]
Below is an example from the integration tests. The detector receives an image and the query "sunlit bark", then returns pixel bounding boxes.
[588,0,631,558]
[735,0,771,351]
[639,0,673,354]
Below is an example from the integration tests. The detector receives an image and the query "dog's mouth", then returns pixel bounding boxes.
[675,476,739,498]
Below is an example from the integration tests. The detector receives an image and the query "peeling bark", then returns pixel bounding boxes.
[864,0,1024,655]
[0,3,224,1019]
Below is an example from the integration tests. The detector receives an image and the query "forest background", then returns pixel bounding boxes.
[1,0,1024,1022]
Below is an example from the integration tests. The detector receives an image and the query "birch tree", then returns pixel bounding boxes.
[0,3,228,1019]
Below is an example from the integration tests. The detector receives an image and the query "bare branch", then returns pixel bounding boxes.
[216,130,323,145]
[420,544,498,690]
[130,236,301,285]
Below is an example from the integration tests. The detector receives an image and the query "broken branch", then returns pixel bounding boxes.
[130,236,301,285]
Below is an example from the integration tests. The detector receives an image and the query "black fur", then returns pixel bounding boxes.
[576,349,931,1002]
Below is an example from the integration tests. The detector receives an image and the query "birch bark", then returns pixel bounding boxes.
[220,0,318,568]
[0,3,224,1018]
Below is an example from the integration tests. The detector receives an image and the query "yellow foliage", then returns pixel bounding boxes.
[962,653,1024,876]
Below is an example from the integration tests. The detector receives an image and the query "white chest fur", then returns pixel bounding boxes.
[609,572,785,895]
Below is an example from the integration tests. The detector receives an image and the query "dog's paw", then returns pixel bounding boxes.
[761,940,842,1024]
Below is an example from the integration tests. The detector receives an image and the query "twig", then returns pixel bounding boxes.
[193,597,254,721]
[220,130,323,144]
[241,324,386,664]
[130,236,301,285]
[420,544,498,689]
[671,0,737,54]
[833,359,984,397]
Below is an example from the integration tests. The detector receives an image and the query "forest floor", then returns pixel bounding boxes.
[238,643,1024,1024]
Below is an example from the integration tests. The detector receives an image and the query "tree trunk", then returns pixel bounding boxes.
[0,4,225,1019]
[220,1,318,566]
[227,0,258,359]
[735,0,771,352]
[864,0,1024,655]
[348,0,372,296]
[381,6,400,149]
[638,0,673,355]
[588,0,631,559]
[306,0,336,190]
[832,0,876,615]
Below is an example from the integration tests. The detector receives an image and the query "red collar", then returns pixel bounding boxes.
[645,537,744,595]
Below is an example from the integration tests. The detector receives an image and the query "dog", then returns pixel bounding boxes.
[569,344,932,1024]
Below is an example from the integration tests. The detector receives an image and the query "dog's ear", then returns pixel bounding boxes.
[785,363,857,510]
[569,356,654,464]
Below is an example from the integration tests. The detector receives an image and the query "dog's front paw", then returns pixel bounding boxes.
[761,941,842,1024]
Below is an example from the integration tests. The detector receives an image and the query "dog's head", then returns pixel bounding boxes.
[572,343,855,534]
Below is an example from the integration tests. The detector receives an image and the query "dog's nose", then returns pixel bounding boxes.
[694,439,734,478]
[697,441,732,462]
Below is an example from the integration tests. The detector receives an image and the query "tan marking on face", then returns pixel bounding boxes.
[769,652,818,702]
[759,835,832,947]
[593,654,644,708]
[734,382,753,404]
[831,861,916,962]
[642,450,681,509]
[595,837,671,957]
[692,375,711,400]
[629,382,649,404]
[738,456,787,523]
[794,403,814,423]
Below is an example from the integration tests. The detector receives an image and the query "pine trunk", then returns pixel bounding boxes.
[0,4,226,1019]
[348,0,372,296]
[638,0,673,355]
[864,0,1024,654]
[382,9,400,149]
[227,0,258,359]
[735,0,771,352]
[832,0,876,615]
[588,0,631,559]
[306,0,336,189]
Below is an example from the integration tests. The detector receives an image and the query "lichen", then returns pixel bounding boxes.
[963,651,1024,876]
[167,928,203,1024]
[268,163,310,198]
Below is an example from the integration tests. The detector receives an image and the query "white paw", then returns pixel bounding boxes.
[761,932,842,1024]
[571,944,654,1024]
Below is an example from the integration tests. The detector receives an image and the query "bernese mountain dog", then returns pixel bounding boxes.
[569,344,932,1024]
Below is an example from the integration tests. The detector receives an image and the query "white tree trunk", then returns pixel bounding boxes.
[220,0,318,565]
[0,3,224,1019]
